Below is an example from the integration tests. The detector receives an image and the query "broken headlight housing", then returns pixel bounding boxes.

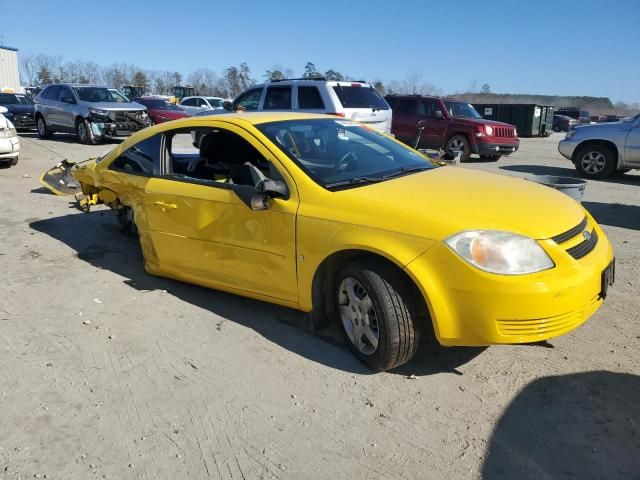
[0,127,17,138]
[89,108,110,118]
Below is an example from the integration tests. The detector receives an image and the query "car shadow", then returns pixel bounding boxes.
[583,201,640,231]
[500,164,640,185]
[29,210,483,376]
[482,371,640,479]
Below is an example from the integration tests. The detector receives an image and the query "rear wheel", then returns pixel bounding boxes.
[10,156,19,166]
[335,260,419,372]
[553,125,561,132]
[446,135,471,162]
[574,144,616,179]
[36,116,52,139]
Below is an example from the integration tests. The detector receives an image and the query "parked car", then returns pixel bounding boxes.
[385,95,519,161]
[0,93,36,130]
[603,115,624,123]
[228,78,392,133]
[590,115,607,123]
[556,108,591,124]
[558,113,640,178]
[42,112,614,371]
[132,96,192,124]
[0,106,20,166]
[33,84,151,144]
[553,114,579,132]
[178,96,225,115]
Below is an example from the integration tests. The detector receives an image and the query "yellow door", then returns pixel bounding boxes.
[143,122,300,303]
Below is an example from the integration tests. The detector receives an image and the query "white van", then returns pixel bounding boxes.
[229,79,392,134]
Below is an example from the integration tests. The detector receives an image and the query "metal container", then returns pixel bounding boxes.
[526,175,587,201]
[473,104,555,137]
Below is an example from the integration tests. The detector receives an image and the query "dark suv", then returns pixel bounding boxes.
[385,95,519,161]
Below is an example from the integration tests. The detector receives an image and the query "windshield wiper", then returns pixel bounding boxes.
[380,165,431,179]
[325,176,385,189]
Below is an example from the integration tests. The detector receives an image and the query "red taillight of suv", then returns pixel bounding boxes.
[327,112,346,117]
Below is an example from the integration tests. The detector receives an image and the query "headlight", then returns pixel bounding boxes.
[485,125,494,136]
[0,127,17,138]
[445,230,554,275]
[513,128,518,137]
[4,112,13,118]
[89,108,110,117]
[565,129,577,140]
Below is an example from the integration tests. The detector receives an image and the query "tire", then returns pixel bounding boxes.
[10,155,19,166]
[445,135,471,162]
[553,125,561,132]
[479,154,501,161]
[334,260,419,372]
[76,118,97,145]
[116,206,138,237]
[36,115,52,139]
[574,144,616,179]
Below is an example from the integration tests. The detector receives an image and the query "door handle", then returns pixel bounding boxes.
[154,201,177,211]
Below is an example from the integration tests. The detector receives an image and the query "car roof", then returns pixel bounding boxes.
[43,83,108,88]
[386,94,441,100]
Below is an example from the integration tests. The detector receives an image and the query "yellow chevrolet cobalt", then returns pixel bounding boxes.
[45,113,614,371]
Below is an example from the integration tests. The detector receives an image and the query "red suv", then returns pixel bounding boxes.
[385,95,519,161]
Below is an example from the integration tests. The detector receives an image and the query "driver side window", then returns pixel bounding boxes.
[164,128,283,188]
[233,89,263,111]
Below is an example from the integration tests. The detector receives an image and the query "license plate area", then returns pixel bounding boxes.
[600,259,615,299]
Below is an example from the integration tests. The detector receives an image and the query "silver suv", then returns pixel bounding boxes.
[225,78,392,134]
[558,113,640,178]
[34,84,150,144]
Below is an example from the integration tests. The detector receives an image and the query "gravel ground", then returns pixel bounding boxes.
[1,131,638,479]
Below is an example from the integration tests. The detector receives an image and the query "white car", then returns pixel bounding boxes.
[178,96,225,115]
[0,106,20,166]
[227,79,392,134]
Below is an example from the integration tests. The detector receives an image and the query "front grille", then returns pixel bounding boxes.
[494,127,515,138]
[566,229,598,259]
[109,110,145,123]
[497,295,600,337]
[552,217,588,243]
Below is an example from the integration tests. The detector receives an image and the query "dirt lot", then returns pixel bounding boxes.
[1,131,638,479]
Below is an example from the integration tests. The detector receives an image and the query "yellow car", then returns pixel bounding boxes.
[44,112,615,371]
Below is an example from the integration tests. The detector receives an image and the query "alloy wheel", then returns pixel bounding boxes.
[37,118,45,136]
[78,122,87,143]
[448,138,465,153]
[580,151,606,174]
[338,277,379,355]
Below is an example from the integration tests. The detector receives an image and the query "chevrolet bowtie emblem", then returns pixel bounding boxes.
[583,230,592,241]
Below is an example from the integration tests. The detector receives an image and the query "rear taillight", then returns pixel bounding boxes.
[327,112,346,117]
[350,83,362,87]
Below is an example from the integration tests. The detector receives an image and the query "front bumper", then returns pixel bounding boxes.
[558,138,578,161]
[404,214,614,346]
[473,140,519,156]
[6,114,35,129]
[0,137,20,159]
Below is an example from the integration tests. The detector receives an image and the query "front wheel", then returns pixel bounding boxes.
[445,135,471,162]
[10,155,19,166]
[36,116,52,139]
[77,119,98,145]
[335,260,419,371]
[574,144,616,179]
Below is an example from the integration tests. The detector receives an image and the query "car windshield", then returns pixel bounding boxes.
[444,101,482,119]
[332,85,389,110]
[257,118,437,189]
[73,87,129,103]
[206,98,224,108]
[0,94,33,105]
[137,99,181,110]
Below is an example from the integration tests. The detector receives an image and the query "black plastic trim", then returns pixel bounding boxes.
[566,229,598,259]
[552,217,588,244]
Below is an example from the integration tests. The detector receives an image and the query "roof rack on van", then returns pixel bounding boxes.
[270,76,326,82]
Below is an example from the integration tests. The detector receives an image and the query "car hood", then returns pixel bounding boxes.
[4,104,35,114]
[86,101,146,111]
[451,117,516,129]
[574,121,632,133]
[334,167,584,241]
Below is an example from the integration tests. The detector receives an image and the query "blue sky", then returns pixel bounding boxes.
[1,0,638,103]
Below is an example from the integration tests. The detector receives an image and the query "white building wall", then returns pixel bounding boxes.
[0,47,20,92]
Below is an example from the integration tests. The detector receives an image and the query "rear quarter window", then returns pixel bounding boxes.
[333,85,389,110]
[297,86,325,109]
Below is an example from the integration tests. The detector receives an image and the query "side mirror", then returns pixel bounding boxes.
[434,110,444,120]
[61,96,76,104]
[257,179,289,200]
[223,100,233,111]
[232,184,270,211]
